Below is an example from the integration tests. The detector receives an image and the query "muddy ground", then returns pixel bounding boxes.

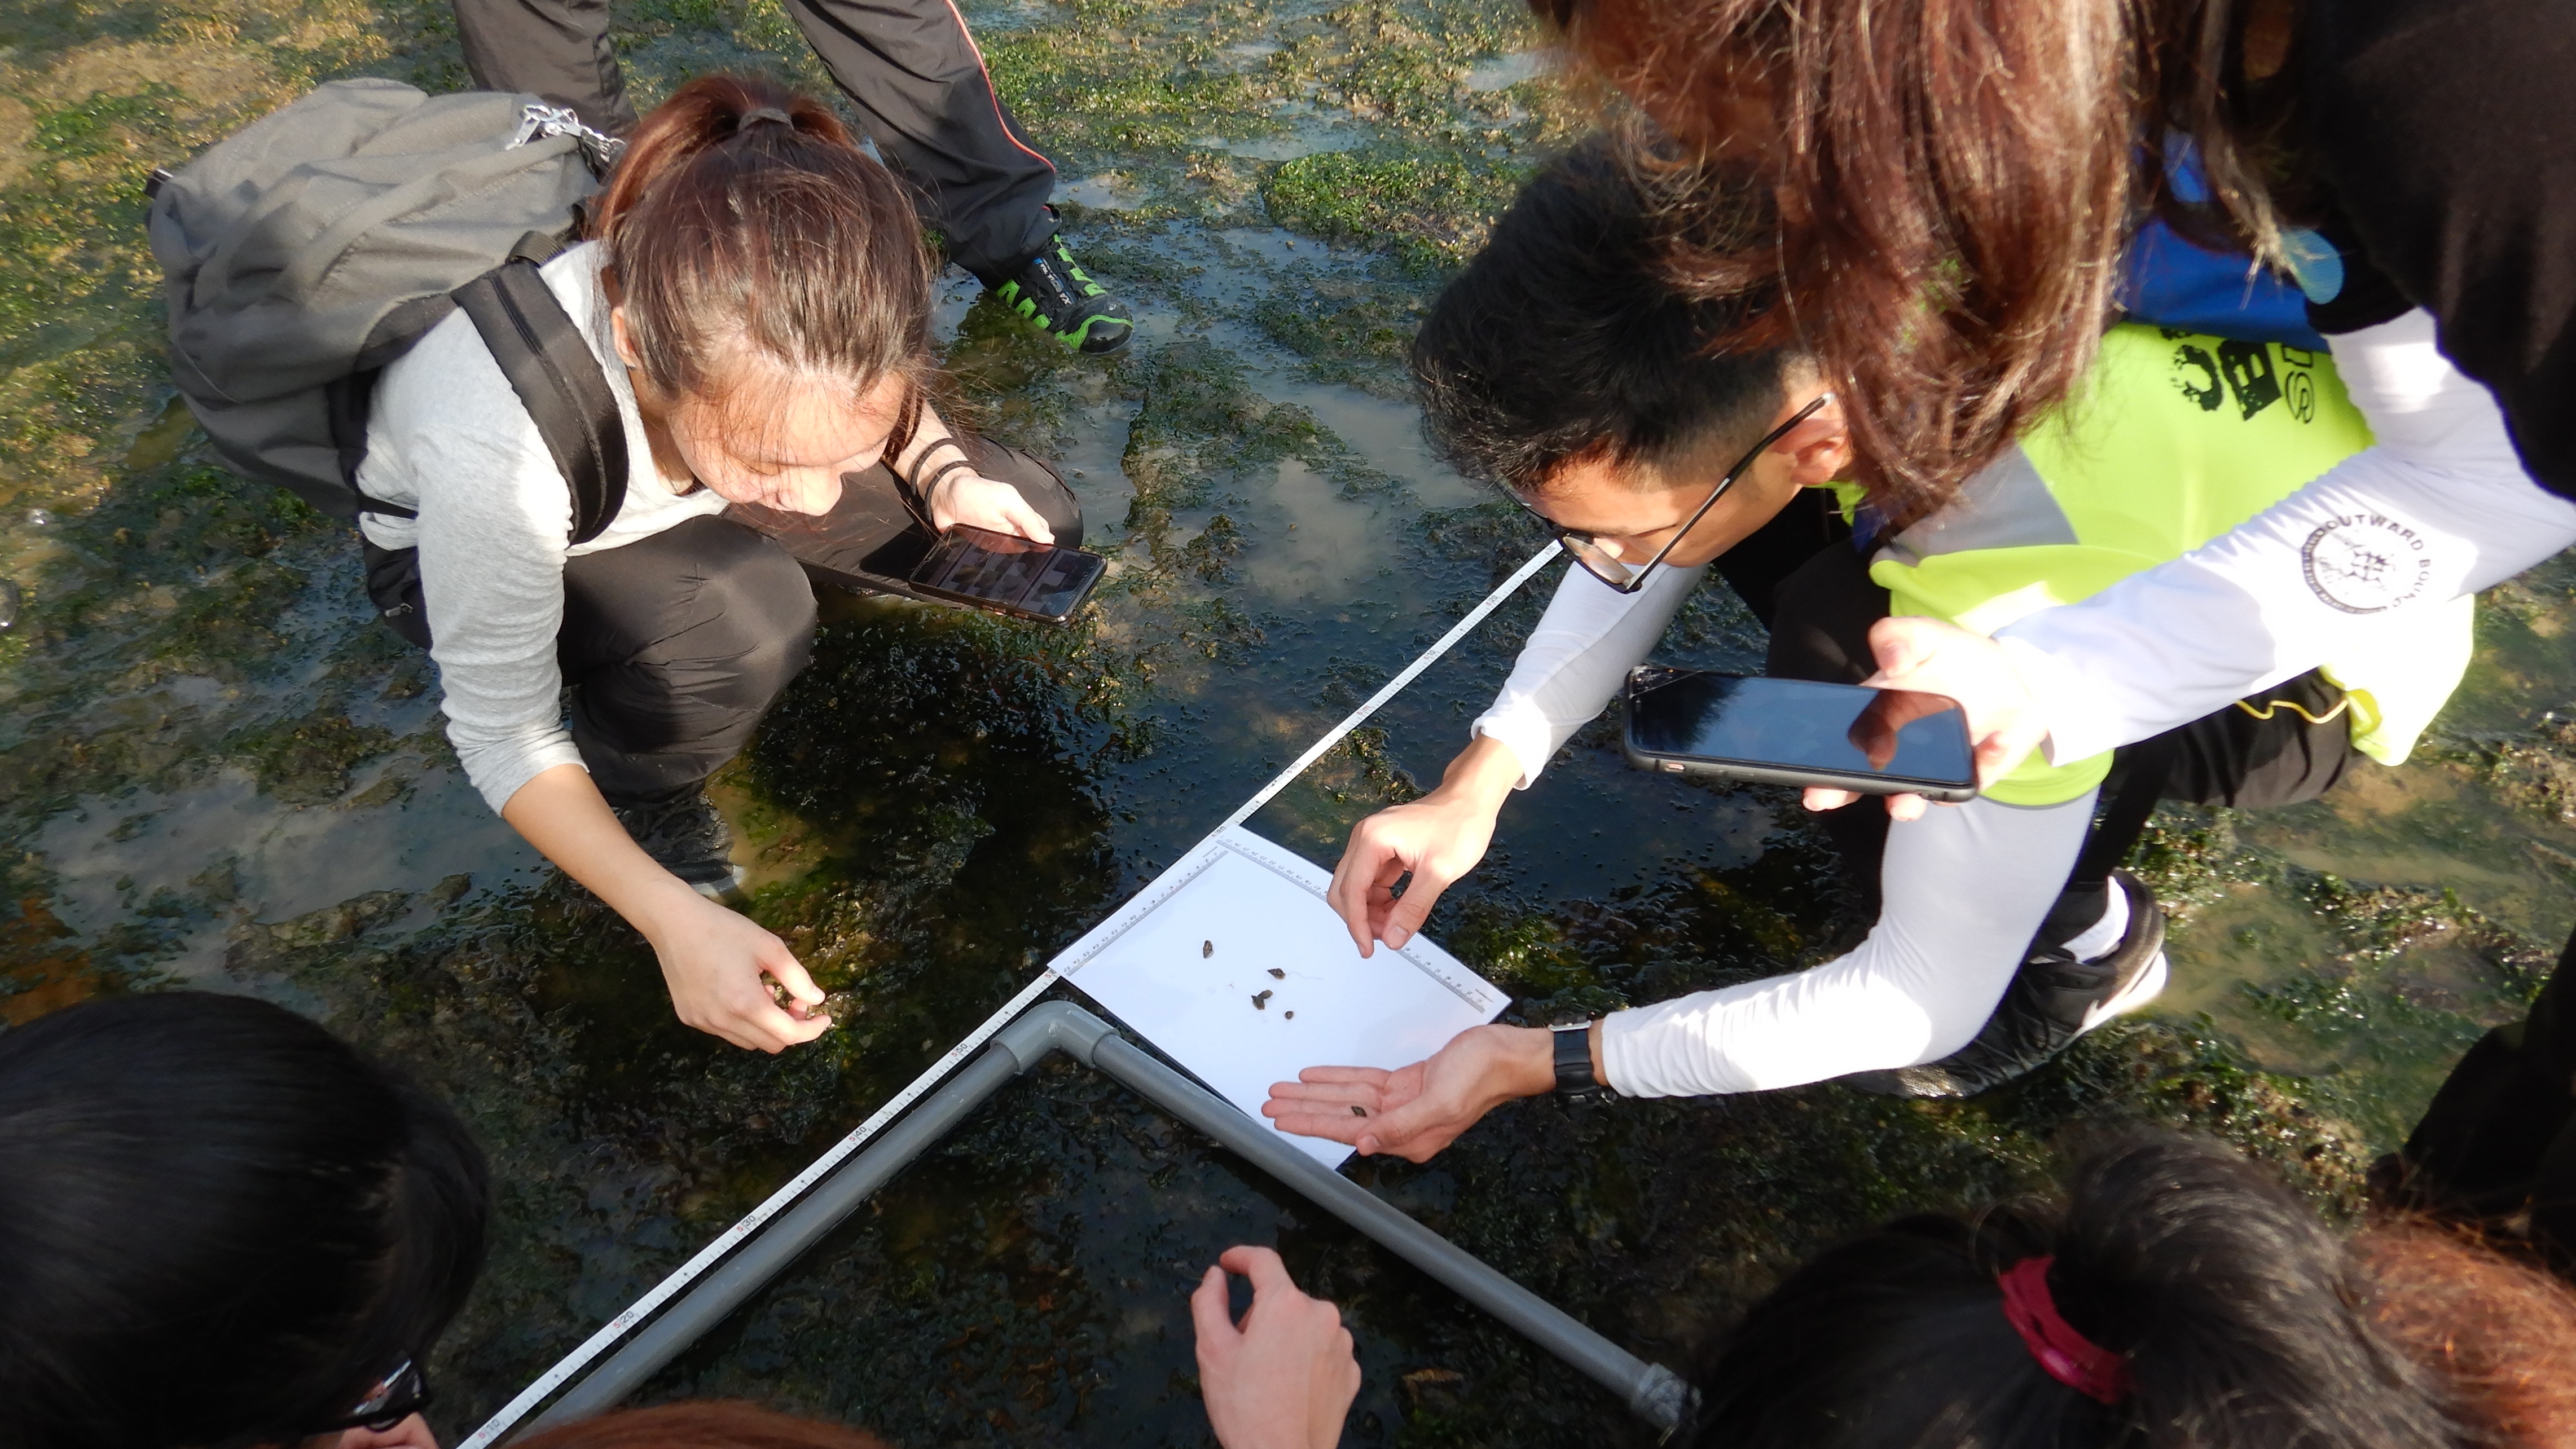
[5,0,2576,1443]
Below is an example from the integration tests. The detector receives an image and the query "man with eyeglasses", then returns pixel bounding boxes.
[1261,138,2473,1161]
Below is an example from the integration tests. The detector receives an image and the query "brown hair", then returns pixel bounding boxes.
[514,1400,894,1449]
[594,75,933,413]
[1541,0,2304,515]
[2359,1222,2576,1449]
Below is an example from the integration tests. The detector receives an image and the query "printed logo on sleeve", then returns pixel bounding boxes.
[2301,513,2434,614]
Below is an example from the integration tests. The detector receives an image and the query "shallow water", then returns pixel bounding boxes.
[2,0,2574,1443]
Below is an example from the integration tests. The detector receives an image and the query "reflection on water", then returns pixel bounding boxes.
[1462,51,1541,92]
[1202,103,1375,162]
[1056,173,1148,210]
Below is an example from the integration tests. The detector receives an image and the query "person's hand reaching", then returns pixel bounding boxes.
[1192,1246,1360,1449]
[929,471,1055,545]
[645,892,833,1052]
[1802,615,2049,819]
[1262,1023,1560,1162]
[1326,734,1523,957]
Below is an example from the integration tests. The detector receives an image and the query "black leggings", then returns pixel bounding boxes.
[449,0,1061,279]
[366,436,1080,804]
[2397,930,2576,1274]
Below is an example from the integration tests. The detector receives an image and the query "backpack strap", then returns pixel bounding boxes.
[452,248,627,545]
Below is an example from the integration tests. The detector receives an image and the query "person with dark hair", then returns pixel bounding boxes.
[1682,1131,2576,1449]
[449,0,1132,354]
[356,74,1086,1051]
[1519,0,2576,1262]
[0,992,489,1449]
[1265,139,2474,1159]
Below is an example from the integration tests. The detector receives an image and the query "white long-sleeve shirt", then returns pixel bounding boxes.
[1471,561,1707,786]
[1464,515,2102,1096]
[1601,790,2095,1093]
[355,243,727,813]
[1999,310,2576,764]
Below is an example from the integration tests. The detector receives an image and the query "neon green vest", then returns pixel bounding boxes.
[1869,324,2475,807]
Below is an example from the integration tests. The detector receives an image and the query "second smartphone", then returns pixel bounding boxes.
[1622,666,1979,803]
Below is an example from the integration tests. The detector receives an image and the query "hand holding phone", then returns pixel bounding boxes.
[1845,685,1968,770]
[1621,667,1978,803]
[928,471,1056,544]
[909,523,1106,623]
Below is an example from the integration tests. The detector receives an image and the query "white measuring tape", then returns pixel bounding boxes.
[460,540,1562,1448]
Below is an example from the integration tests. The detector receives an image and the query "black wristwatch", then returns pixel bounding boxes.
[1551,1020,1610,1098]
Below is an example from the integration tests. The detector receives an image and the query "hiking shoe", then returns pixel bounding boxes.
[612,788,741,894]
[981,228,1132,354]
[1843,870,2169,1099]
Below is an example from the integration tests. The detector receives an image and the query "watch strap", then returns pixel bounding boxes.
[1551,1021,1602,1095]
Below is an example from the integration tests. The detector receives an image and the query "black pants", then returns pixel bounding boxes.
[2393,930,2576,1274]
[1763,541,2360,920]
[451,0,1060,279]
[366,437,1080,803]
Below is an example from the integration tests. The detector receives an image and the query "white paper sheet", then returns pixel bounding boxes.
[1056,826,1509,1167]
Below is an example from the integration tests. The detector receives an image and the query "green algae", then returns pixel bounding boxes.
[2,0,2575,1442]
[1266,147,1528,268]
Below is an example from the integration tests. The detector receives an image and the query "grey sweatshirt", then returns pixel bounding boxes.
[356,242,727,814]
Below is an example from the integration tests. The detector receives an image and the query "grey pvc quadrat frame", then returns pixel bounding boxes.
[518,1001,1694,1438]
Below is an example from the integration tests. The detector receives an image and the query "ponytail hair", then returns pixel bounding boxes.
[1685,1133,2471,1449]
[594,74,933,407]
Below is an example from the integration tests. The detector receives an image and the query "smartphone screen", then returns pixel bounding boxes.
[1019,546,1106,619]
[1626,671,1975,790]
[911,525,1105,622]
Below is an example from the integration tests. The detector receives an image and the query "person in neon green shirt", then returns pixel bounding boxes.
[1264,141,2474,1158]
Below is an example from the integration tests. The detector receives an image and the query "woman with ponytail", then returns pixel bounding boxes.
[1686,1132,2576,1449]
[353,76,1083,1052]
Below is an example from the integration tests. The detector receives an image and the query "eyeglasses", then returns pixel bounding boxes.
[309,1359,432,1436]
[1523,392,1834,594]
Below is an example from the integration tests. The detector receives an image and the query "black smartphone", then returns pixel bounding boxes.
[908,524,1106,623]
[1621,666,1979,802]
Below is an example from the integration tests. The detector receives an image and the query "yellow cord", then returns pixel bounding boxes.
[2233,694,2350,726]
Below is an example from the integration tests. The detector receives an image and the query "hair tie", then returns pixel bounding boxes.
[735,107,795,132]
[1997,1257,2131,1405]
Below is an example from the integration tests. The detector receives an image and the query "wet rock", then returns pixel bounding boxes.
[226,889,414,970]
[2494,718,2576,824]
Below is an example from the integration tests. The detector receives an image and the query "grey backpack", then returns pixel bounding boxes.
[148,78,629,541]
